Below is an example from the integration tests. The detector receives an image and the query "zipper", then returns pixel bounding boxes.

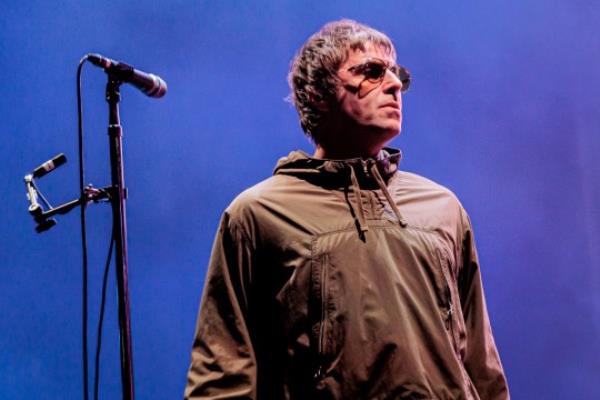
[447,299,474,399]
[362,159,370,176]
[445,301,454,331]
[444,285,458,354]
[314,254,329,381]
[438,249,473,396]
[438,252,460,355]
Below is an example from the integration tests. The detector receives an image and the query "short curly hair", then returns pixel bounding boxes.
[288,19,396,143]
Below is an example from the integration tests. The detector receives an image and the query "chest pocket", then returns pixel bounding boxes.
[308,224,467,391]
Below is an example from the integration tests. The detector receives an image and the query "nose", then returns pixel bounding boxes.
[382,69,403,97]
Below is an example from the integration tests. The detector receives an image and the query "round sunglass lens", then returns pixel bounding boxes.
[398,67,410,91]
[364,62,386,80]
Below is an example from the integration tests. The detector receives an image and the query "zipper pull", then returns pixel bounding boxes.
[314,365,323,381]
[362,160,370,176]
[445,302,454,329]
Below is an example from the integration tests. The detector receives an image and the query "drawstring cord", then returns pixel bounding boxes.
[347,160,407,235]
[348,165,369,233]
[369,162,408,228]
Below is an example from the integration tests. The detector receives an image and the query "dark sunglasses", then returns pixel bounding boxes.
[347,58,411,93]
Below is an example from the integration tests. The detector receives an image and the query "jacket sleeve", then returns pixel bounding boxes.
[458,213,510,400]
[184,212,257,399]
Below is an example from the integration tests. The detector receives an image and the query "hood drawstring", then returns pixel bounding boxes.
[348,165,369,234]
[273,148,406,233]
[370,162,408,228]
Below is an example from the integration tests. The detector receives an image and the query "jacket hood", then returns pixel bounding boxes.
[273,147,402,181]
[273,147,406,234]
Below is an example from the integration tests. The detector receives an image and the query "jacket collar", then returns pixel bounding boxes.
[273,147,402,182]
[274,147,407,236]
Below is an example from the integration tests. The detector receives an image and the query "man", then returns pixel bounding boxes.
[185,20,509,399]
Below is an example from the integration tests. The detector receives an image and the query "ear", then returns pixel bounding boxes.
[310,94,330,112]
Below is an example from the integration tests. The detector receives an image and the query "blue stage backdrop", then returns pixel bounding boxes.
[1,1,599,399]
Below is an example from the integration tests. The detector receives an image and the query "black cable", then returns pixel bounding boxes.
[94,220,115,400]
[77,55,90,400]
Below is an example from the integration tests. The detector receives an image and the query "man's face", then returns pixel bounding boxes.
[331,43,405,153]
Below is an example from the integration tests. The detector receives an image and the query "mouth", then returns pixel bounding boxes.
[380,102,400,110]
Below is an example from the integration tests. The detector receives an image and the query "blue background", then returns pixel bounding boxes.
[1,1,599,399]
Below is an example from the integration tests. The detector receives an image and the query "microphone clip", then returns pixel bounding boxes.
[24,154,113,233]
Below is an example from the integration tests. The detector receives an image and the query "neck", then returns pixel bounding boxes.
[312,117,393,160]
[313,143,382,160]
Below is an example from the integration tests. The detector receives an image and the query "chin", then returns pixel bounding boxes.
[364,128,399,154]
[378,124,401,139]
[375,118,401,134]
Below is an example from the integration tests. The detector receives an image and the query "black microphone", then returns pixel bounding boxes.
[87,53,167,98]
[32,153,67,179]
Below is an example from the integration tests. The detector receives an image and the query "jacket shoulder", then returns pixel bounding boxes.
[396,170,463,204]
[226,175,294,214]
[394,170,470,232]
[221,175,299,237]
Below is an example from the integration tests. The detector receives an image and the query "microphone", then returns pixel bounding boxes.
[32,153,67,179]
[87,53,167,98]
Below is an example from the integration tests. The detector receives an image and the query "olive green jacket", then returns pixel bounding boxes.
[185,149,509,399]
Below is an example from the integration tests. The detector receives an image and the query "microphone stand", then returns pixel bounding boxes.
[24,54,166,399]
[24,54,167,399]
[106,74,135,400]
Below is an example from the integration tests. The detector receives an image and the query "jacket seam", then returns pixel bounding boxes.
[311,223,446,241]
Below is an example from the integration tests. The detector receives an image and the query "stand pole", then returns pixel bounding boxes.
[106,75,135,400]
